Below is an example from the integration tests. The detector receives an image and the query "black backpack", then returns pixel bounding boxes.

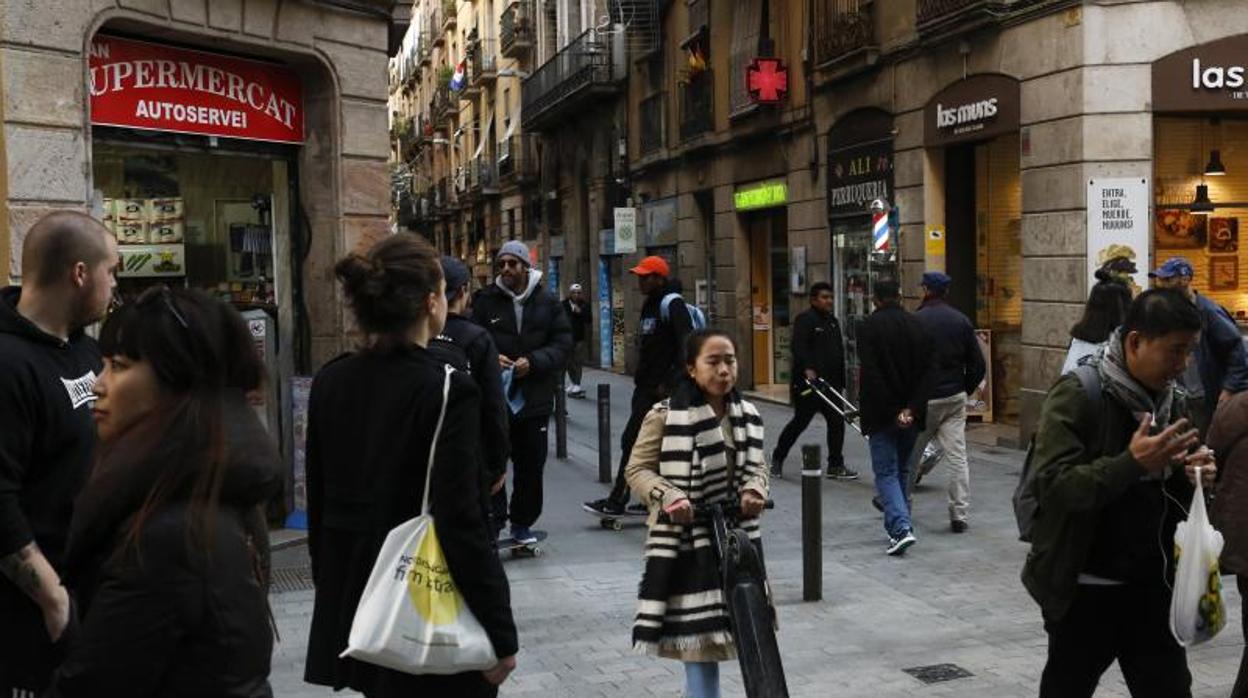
[1013,363,1102,543]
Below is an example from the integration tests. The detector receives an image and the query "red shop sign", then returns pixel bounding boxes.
[89,36,304,144]
[747,57,788,105]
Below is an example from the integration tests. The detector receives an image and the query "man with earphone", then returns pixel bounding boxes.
[1023,288,1217,698]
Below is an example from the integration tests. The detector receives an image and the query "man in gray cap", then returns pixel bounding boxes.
[472,241,572,544]
[561,283,592,398]
[907,271,985,533]
[431,256,510,533]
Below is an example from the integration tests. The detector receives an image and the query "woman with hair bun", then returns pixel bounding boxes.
[303,235,518,697]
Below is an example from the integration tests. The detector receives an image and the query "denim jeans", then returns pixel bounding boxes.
[869,423,918,538]
[684,661,720,698]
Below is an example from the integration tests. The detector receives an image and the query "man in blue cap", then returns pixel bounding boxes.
[1151,255,1248,436]
[907,271,985,533]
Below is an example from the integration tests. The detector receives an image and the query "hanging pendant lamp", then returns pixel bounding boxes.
[1205,149,1227,176]
[1191,183,1215,213]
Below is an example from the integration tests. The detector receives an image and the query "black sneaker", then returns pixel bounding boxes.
[951,520,968,534]
[826,465,859,480]
[583,498,626,516]
[886,530,917,556]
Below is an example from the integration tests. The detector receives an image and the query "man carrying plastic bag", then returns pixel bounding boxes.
[1170,465,1227,647]
[1021,289,1217,698]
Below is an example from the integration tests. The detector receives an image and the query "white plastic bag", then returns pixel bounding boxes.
[339,366,499,674]
[1169,467,1227,647]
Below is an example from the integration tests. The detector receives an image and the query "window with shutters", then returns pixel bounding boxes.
[729,0,765,117]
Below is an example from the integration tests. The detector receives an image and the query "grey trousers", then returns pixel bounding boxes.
[907,392,971,522]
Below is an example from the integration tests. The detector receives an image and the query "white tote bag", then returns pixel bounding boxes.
[1169,467,1227,647]
[339,365,499,674]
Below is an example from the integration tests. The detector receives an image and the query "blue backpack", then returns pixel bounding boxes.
[660,292,707,331]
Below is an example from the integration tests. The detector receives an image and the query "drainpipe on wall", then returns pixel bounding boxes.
[0,49,9,286]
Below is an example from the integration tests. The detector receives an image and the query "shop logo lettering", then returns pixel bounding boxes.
[936,98,999,134]
[88,50,299,129]
[1191,58,1248,92]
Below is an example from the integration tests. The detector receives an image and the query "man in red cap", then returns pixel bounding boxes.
[584,255,695,516]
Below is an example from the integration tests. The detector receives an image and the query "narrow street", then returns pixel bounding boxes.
[270,368,1243,697]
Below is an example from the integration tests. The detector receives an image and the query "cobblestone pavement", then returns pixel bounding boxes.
[270,368,1244,697]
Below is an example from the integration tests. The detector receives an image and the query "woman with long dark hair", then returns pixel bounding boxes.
[1062,272,1133,374]
[303,235,517,697]
[625,329,770,698]
[52,287,281,696]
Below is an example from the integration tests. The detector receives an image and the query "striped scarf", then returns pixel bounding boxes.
[633,383,767,657]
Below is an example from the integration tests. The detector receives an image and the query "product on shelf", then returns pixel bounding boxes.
[147,198,184,222]
[115,199,147,221]
[150,221,185,244]
[101,198,115,222]
[116,221,149,245]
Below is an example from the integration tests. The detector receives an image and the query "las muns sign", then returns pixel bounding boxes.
[89,36,304,144]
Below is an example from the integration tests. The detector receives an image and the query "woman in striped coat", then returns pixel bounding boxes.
[625,329,770,698]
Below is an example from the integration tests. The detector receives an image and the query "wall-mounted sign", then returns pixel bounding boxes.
[734,180,788,211]
[747,57,788,105]
[89,35,304,144]
[1154,35,1248,111]
[613,207,638,253]
[641,198,678,247]
[117,243,186,278]
[827,140,893,218]
[1087,177,1149,294]
[924,74,1020,147]
[926,226,946,272]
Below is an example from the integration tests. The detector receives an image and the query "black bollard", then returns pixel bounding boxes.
[597,384,611,484]
[801,444,822,602]
[555,378,568,460]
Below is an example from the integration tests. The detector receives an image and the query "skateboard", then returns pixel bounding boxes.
[583,505,648,531]
[496,530,547,558]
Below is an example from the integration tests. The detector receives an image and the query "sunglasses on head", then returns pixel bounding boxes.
[135,285,190,330]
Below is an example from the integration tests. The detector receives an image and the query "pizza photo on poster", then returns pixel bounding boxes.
[1155,209,1207,249]
[1209,217,1239,253]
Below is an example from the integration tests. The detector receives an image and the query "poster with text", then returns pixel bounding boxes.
[1087,177,1149,294]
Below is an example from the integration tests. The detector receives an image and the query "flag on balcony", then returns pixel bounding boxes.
[450,58,466,91]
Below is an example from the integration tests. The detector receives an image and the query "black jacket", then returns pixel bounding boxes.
[53,394,282,697]
[635,282,694,393]
[562,298,593,344]
[790,307,845,389]
[914,298,986,400]
[0,287,101,687]
[472,274,572,419]
[304,347,517,697]
[857,304,933,435]
[432,314,510,481]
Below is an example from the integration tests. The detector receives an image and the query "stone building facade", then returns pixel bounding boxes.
[1,0,404,371]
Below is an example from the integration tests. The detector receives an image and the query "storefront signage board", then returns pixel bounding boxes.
[924,74,1020,147]
[1086,178,1150,292]
[827,139,893,218]
[1154,35,1248,112]
[734,181,788,211]
[89,35,305,144]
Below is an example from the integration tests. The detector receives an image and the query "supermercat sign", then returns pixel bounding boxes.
[1154,36,1248,111]
[89,35,305,144]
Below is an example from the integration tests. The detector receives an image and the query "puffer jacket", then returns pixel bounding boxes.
[472,270,573,419]
[1209,391,1248,576]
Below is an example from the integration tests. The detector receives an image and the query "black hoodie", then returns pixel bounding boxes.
[0,286,101,686]
[634,280,694,393]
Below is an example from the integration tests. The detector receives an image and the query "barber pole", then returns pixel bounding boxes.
[872,209,890,252]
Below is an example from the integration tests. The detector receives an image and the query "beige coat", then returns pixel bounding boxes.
[624,404,770,662]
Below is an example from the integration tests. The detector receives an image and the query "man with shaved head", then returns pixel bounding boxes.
[0,211,117,695]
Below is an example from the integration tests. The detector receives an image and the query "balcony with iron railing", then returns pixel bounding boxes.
[501,0,535,58]
[521,28,623,130]
[469,154,500,196]
[471,38,498,88]
[917,0,1049,40]
[430,8,445,46]
[679,71,713,142]
[639,92,665,155]
[442,0,457,31]
[814,0,875,67]
[497,133,537,184]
